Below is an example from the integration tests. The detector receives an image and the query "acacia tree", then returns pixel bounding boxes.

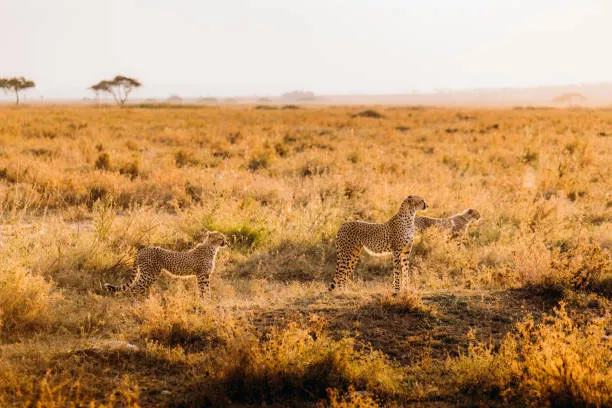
[0,77,36,105]
[90,75,141,106]
[90,80,108,105]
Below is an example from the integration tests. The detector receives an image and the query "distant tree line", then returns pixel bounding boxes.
[1,74,319,106]
[281,90,316,101]
[0,74,142,106]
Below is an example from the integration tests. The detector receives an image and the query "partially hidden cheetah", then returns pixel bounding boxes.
[415,208,481,236]
[330,195,428,293]
[104,231,228,297]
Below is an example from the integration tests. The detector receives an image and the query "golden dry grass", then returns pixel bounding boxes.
[0,104,610,407]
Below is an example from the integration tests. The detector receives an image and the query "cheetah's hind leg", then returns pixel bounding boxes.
[123,265,162,296]
[329,245,361,291]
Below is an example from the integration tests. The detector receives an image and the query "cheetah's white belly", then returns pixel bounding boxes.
[363,247,392,257]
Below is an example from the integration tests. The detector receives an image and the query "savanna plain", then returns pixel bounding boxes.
[0,104,610,407]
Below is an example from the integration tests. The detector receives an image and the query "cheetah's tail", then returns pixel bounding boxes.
[104,265,140,293]
[104,282,129,292]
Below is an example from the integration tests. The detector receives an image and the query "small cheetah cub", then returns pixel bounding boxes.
[330,195,428,293]
[415,208,481,236]
[104,231,229,297]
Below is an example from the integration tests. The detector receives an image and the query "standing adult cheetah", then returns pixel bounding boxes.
[104,231,228,297]
[415,208,481,236]
[330,195,428,293]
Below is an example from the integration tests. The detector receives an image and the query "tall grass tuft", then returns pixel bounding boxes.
[447,303,611,407]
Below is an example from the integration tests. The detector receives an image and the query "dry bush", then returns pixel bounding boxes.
[551,241,611,295]
[133,290,236,352]
[119,159,141,180]
[247,150,273,171]
[174,149,199,168]
[510,235,611,298]
[323,386,380,407]
[352,110,385,119]
[0,261,56,340]
[511,237,555,286]
[135,313,404,406]
[282,104,300,110]
[255,104,277,110]
[200,319,404,405]
[0,363,142,408]
[94,152,111,170]
[447,303,611,407]
[378,292,432,315]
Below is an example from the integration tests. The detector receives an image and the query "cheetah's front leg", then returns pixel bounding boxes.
[400,246,413,293]
[392,251,403,294]
[196,271,211,297]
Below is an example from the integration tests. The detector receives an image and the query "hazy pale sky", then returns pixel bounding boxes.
[1,0,610,99]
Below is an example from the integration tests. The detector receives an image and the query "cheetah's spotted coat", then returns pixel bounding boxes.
[330,195,428,293]
[104,231,228,297]
[415,208,481,236]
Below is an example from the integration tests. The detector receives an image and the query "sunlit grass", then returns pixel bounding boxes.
[0,105,609,406]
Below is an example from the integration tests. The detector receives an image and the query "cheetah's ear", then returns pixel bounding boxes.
[202,230,211,241]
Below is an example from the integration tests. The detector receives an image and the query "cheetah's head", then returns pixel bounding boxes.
[401,195,428,212]
[206,231,229,248]
[462,208,481,221]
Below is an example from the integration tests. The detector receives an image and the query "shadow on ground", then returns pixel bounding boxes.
[248,288,561,365]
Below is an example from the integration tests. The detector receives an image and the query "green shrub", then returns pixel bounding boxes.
[221,223,269,252]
